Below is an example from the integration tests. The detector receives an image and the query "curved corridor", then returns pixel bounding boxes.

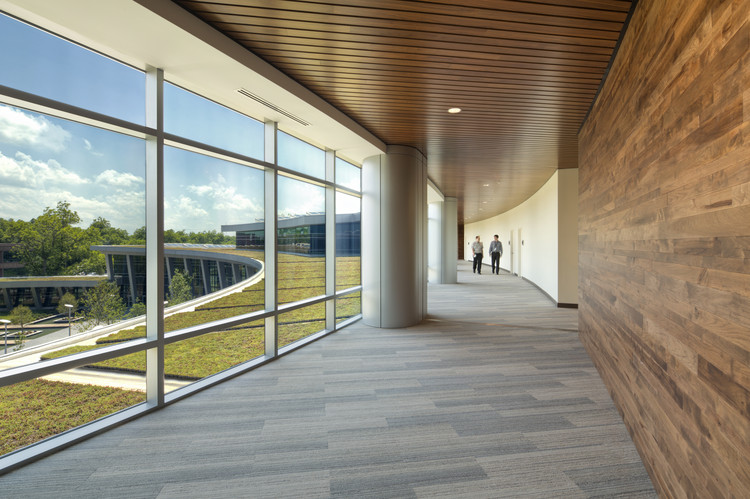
[2,261,655,498]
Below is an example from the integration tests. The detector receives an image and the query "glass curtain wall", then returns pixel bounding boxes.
[0,11,362,468]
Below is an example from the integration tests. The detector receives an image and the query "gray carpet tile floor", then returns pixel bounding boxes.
[1,261,657,498]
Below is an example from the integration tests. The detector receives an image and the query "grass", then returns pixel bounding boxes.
[1,254,361,456]
[41,253,361,372]
[0,379,145,456]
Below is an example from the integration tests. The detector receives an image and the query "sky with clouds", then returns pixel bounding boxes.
[0,12,359,236]
[0,104,147,232]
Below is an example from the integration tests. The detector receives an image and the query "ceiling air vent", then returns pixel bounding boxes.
[237,88,310,126]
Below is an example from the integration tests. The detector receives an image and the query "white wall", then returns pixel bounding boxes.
[428,202,442,283]
[465,170,577,304]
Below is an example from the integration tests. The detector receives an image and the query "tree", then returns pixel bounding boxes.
[87,217,130,245]
[126,300,146,318]
[7,201,94,276]
[67,252,106,275]
[10,305,34,350]
[130,226,147,245]
[57,292,78,315]
[168,269,194,306]
[81,281,126,326]
[186,230,234,245]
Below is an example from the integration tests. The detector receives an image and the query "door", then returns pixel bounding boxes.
[517,227,522,278]
[509,230,516,275]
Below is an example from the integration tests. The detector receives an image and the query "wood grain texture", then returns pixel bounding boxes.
[578,0,750,496]
[174,0,634,223]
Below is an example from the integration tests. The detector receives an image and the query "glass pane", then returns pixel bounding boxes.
[277,176,325,304]
[277,131,325,179]
[337,292,361,325]
[164,83,263,160]
[336,192,361,291]
[164,318,264,392]
[31,319,265,396]
[0,367,146,456]
[336,157,361,191]
[279,303,325,348]
[0,103,145,370]
[164,146,265,331]
[0,13,145,124]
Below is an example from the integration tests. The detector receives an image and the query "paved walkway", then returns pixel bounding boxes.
[1,261,656,498]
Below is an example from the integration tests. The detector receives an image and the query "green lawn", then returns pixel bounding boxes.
[0,379,144,456]
[1,253,361,457]
[42,254,361,375]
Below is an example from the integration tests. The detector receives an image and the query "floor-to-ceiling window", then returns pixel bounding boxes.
[0,11,361,470]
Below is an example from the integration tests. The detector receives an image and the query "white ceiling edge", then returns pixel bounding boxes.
[427,179,444,204]
[0,0,386,164]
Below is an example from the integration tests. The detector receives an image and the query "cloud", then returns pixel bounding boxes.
[0,184,145,232]
[278,177,325,217]
[183,178,263,224]
[175,195,209,218]
[164,195,212,231]
[83,138,104,157]
[0,150,145,232]
[95,169,144,188]
[0,105,71,152]
[0,150,88,188]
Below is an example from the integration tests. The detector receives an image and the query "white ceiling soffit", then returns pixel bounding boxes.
[0,0,385,163]
[427,179,445,204]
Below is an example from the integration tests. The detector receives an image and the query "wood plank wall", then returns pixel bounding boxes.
[458,223,465,260]
[578,0,750,496]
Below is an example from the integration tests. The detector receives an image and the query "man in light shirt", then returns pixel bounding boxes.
[471,235,484,274]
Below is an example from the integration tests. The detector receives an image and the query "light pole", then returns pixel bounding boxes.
[64,304,74,336]
[1,319,10,355]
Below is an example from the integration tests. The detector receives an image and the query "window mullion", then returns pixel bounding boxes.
[145,66,165,406]
[264,120,278,358]
[325,149,336,331]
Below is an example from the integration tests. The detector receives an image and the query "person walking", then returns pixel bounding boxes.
[489,234,503,275]
[471,235,484,274]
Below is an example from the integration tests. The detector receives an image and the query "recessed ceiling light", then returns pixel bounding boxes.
[482,201,487,204]
[482,183,489,187]
[448,107,461,114]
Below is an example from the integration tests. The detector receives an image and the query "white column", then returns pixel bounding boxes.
[427,202,442,284]
[441,197,458,284]
[362,146,426,328]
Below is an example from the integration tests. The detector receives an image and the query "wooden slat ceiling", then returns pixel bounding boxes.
[174,0,634,222]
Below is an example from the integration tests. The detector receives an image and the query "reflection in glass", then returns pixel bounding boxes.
[336,192,361,291]
[336,158,361,191]
[277,176,325,304]
[0,13,145,124]
[164,83,264,160]
[278,303,325,348]
[277,131,325,179]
